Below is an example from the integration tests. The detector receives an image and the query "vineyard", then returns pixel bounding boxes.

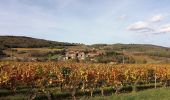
[0,62,170,99]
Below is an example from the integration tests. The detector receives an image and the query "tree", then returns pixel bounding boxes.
[0,49,5,57]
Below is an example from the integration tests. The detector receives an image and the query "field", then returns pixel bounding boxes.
[81,87,170,100]
[12,48,62,52]
[0,62,170,99]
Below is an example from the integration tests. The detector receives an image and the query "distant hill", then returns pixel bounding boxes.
[1,35,170,63]
[91,43,169,52]
[0,36,77,49]
[91,43,170,64]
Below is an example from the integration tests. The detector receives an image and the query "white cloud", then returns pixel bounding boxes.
[150,14,163,22]
[127,21,170,35]
[127,21,149,31]
[156,24,170,33]
[127,14,170,35]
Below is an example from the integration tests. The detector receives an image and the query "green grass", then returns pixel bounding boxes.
[0,95,27,100]
[0,86,169,100]
[80,87,170,100]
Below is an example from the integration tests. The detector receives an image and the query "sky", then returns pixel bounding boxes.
[0,0,170,47]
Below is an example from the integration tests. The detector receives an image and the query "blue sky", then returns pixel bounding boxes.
[0,0,170,47]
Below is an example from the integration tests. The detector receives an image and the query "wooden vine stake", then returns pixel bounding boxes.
[155,66,157,89]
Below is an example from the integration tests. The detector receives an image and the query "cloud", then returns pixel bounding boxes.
[154,24,170,34]
[127,21,170,35]
[127,14,170,35]
[150,14,163,22]
[127,21,150,31]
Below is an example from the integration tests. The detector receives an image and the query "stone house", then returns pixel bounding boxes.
[77,52,86,60]
[65,50,105,60]
[65,51,78,60]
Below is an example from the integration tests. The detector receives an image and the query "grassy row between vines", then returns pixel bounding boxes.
[84,87,170,100]
[0,83,164,100]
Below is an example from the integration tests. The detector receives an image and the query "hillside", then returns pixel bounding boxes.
[92,44,170,57]
[0,36,170,63]
[0,36,77,49]
[90,44,170,63]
